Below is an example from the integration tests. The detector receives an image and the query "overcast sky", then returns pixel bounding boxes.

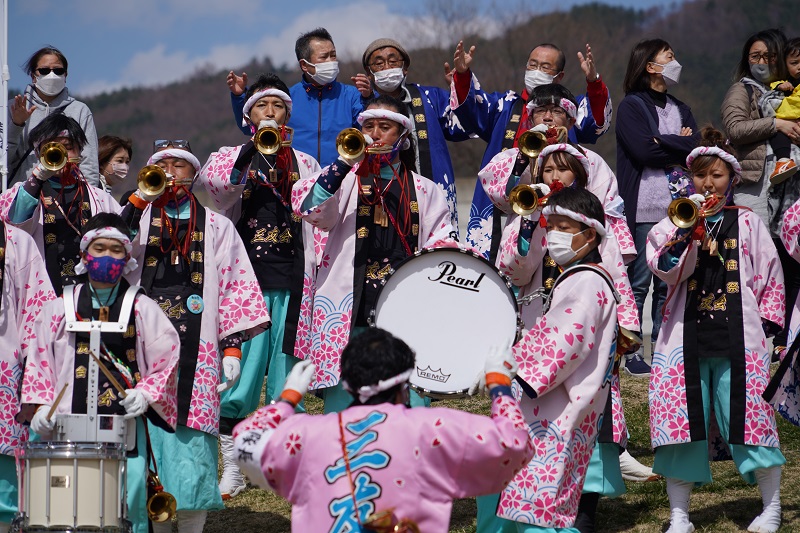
[5,0,676,97]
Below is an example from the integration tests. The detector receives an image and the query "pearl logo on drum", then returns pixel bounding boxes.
[428,261,485,292]
[417,365,451,383]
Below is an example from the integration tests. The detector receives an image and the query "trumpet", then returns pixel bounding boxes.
[517,126,570,158]
[254,126,281,155]
[336,128,367,160]
[147,472,177,522]
[508,184,544,216]
[137,165,173,197]
[667,192,725,228]
[39,141,69,172]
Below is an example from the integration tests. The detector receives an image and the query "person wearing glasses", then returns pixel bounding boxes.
[0,114,120,296]
[6,46,100,187]
[722,28,800,364]
[227,28,362,167]
[199,72,322,500]
[351,38,473,233]
[447,41,612,259]
[123,140,270,533]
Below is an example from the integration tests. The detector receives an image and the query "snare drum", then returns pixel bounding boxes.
[17,442,130,532]
[371,247,520,398]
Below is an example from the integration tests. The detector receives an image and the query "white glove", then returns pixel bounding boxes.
[688,193,705,206]
[282,359,316,395]
[31,406,56,435]
[468,344,518,397]
[31,162,56,182]
[258,119,279,130]
[120,389,149,419]
[530,124,549,134]
[530,183,551,196]
[217,356,242,393]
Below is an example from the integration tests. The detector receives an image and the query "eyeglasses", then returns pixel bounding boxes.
[36,67,66,76]
[526,62,558,75]
[748,52,777,63]
[153,139,191,152]
[369,58,404,71]
[532,106,567,118]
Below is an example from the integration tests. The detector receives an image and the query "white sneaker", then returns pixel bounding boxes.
[219,434,247,500]
[619,449,660,482]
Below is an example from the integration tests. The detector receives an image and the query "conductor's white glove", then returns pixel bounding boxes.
[468,343,517,397]
[282,359,316,395]
[31,161,56,182]
[217,357,241,393]
[31,406,56,435]
[120,389,149,419]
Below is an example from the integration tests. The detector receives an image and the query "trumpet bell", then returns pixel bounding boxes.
[508,184,541,216]
[138,165,169,197]
[518,130,547,159]
[39,142,69,172]
[147,473,176,522]
[336,128,366,160]
[667,197,698,228]
[254,126,282,155]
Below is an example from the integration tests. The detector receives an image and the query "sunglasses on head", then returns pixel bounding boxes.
[153,139,191,152]
[36,67,66,76]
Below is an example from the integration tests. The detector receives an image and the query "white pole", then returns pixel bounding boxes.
[0,0,9,192]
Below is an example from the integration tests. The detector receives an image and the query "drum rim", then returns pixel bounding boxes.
[370,246,523,397]
[22,441,126,460]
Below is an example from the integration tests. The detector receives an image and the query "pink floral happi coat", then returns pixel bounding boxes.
[290,167,454,389]
[199,145,322,360]
[646,209,785,449]
[0,225,55,454]
[478,146,636,262]
[232,395,532,532]
[498,265,618,527]
[22,285,179,428]
[126,206,271,435]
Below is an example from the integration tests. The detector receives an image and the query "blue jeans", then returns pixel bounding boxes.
[627,222,667,342]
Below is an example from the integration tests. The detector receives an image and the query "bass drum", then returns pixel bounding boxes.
[372,247,520,398]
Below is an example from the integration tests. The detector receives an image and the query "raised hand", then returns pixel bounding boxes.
[351,73,374,98]
[11,93,36,126]
[453,40,476,74]
[577,43,598,83]
[226,71,248,96]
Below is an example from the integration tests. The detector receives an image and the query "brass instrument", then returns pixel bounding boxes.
[254,126,281,155]
[667,197,699,228]
[336,128,367,160]
[508,184,543,216]
[137,165,172,197]
[147,472,177,522]
[518,130,548,158]
[39,141,69,172]
[616,327,643,360]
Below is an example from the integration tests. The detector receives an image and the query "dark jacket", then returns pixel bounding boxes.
[615,90,699,230]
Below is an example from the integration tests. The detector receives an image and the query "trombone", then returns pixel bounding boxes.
[137,165,173,197]
[39,141,70,172]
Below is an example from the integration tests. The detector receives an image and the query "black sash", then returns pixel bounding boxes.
[352,165,420,328]
[71,280,140,416]
[682,210,747,443]
[0,221,6,316]
[41,182,92,294]
[490,97,527,263]
[139,203,206,426]
[405,84,433,181]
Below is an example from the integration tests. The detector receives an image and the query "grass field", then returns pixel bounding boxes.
[200,373,800,533]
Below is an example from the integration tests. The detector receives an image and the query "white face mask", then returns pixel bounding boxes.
[546,229,588,266]
[653,60,682,86]
[35,72,67,96]
[304,59,339,86]
[110,163,129,180]
[372,67,405,92]
[524,69,555,93]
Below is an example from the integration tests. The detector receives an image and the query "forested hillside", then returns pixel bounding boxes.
[78,0,800,177]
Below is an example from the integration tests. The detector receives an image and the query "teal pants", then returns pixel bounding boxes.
[0,454,16,524]
[582,442,625,498]
[221,289,304,417]
[475,492,579,533]
[653,357,786,485]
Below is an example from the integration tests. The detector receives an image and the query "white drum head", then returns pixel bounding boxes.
[372,248,519,398]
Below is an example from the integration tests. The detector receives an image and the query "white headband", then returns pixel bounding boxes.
[536,143,591,176]
[341,368,414,404]
[357,109,413,134]
[526,97,577,120]
[686,146,742,182]
[75,227,138,275]
[147,148,201,173]
[242,88,293,127]
[542,205,607,238]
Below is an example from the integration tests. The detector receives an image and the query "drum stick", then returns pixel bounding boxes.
[89,350,128,398]
[46,383,69,421]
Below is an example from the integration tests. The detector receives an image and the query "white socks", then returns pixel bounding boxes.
[665,477,695,533]
[177,510,207,533]
[218,434,246,499]
[748,466,781,533]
